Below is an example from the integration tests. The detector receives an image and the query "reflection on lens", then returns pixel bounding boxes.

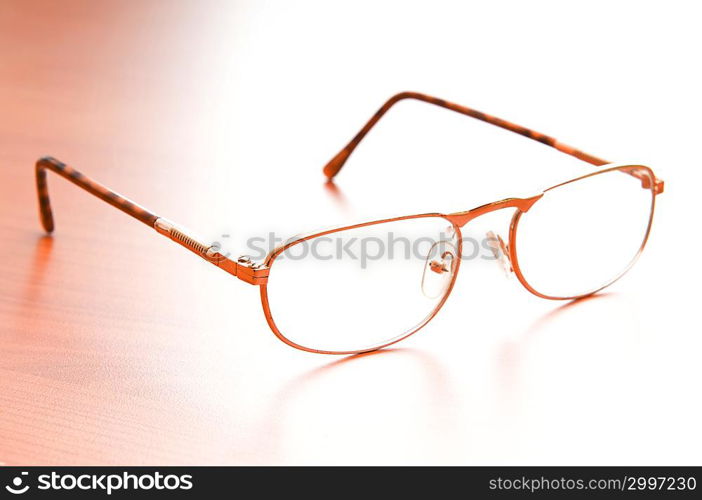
[263,216,459,353]
[513,167,654,299]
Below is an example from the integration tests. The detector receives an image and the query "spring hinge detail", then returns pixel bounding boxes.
[153,218,268,285]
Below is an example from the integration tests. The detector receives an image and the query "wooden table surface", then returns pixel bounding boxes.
[1,0,699,465]
[0,0,284,464]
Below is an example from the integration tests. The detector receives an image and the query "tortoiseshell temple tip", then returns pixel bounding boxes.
[34,155,160,235]
[35,157,56,233]
[322,149,351,179]
[41,214,55,233]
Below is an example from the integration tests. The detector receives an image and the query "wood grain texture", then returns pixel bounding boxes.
[0,0,282,465]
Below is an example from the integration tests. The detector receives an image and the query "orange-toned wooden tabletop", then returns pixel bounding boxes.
[0,1,281,464]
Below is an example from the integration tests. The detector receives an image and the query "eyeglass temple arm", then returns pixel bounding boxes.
[322,91,663,194]
[322,92,608,178]
[35,156,268,285]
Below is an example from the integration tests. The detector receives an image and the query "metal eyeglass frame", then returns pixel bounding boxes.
[34,92,664,354]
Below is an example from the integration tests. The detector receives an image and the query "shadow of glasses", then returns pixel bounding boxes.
[21,235,54,304]
[323,180,351,212]
[494,292,618,407]
[248,347,458,463]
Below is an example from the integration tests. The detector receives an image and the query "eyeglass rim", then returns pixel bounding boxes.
[259,214,465,355]
[509,164,658,300]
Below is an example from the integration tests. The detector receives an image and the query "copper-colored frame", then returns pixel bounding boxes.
[34,92,664,355]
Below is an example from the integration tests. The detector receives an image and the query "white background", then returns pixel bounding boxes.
[212,0,700,464]
[1,0,700,465]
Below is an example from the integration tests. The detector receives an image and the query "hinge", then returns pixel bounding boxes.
[154,218,268,285]
[208,252,269,285]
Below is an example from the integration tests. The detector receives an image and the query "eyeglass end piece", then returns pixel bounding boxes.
[153,218,268,285]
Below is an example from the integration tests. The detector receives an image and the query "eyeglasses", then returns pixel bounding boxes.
[35,92,663,354]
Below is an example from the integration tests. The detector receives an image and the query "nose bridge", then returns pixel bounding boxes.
[445,194,543,227]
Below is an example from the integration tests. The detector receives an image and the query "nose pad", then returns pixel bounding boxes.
[486,231,513,278]
[422,241,457,299]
